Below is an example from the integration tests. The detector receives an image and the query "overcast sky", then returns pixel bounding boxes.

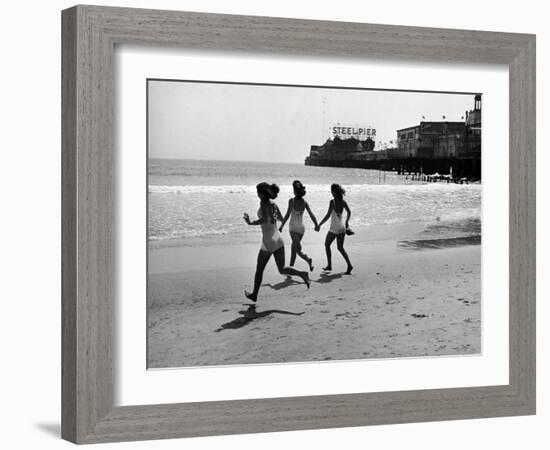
[148,80,478,163]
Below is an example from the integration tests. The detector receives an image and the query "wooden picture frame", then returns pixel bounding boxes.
[61,5,536,444]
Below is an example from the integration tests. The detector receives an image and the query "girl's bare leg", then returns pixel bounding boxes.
[245,250,271,302]
[289,233,297,266]
[273,247,310,288]
[323,232,337,271]
[290,231,313,271]
[336,233,353,274]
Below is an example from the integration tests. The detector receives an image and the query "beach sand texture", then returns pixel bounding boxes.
[147,223,481,368]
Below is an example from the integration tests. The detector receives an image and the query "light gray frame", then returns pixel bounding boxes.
[62,5,536,444]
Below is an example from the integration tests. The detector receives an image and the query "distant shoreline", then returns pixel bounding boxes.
[149,157,308,165]
[148,219,481,276]
[148,216,481,249]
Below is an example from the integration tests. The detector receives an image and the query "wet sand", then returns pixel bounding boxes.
[147,222,481,368]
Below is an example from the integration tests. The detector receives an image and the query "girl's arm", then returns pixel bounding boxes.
[275,203,284,222]
[244,214,265,226]
[305,201,319,228]
[243,203,268,226]
[279,199,292,231]
[317,200,334,230]
[344,201,351,228]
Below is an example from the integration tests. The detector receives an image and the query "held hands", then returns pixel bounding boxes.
[243,213,251,225]
[279,226,283,233]
[314,224,321,232]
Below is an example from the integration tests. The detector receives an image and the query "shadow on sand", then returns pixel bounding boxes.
[315,272,346,284]
[263,277,302,290]
[215,305,304,332]
[398,235,481,250]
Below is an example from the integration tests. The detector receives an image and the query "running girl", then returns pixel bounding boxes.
[316,183,353,274]
[279,180,318,271]
[243,182,310,302]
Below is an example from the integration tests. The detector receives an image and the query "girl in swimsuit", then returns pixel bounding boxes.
[243,182,310,303]
[316,183,353,274]
[279,180,318,271]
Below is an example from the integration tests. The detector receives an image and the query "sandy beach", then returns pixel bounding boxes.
[147,221,481,368]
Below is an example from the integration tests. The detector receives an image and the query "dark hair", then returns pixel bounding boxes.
[292,180,306,198]
[331,183,346,200]
[256,182,280,200]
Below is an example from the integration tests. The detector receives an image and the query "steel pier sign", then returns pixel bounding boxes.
[332,125,376,139]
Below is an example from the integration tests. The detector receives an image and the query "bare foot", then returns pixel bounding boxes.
[303,273,310,289]
[346,266,354,275]
[245,290,257,303]
[322,265,332,271]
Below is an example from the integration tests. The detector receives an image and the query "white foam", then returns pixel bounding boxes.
[148,183,482,195]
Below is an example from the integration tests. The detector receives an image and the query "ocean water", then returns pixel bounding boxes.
[148,159,481,241]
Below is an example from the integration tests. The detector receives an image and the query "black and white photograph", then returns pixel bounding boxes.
[147,79,482,369]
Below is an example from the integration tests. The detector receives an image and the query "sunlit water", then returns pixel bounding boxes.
[148,159,481,241]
